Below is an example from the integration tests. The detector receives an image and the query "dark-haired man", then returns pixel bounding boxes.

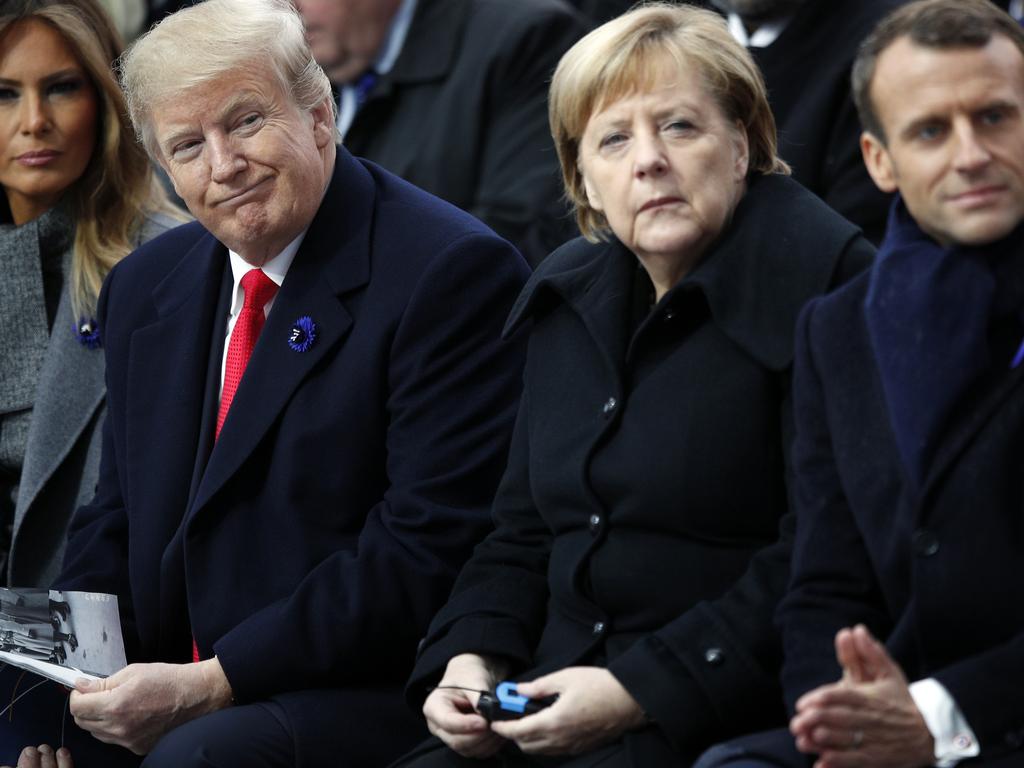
[697,0,1024,766]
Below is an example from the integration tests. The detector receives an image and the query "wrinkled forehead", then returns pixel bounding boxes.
[587,48,714,124]
[872,35,1024,128]
[148,65,287,142]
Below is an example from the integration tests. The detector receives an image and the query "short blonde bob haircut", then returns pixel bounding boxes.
[550,2,789,241]
[120,0,337,159]
[0,0,181,316]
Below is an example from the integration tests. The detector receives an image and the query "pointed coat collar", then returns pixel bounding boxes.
[372,0,468,92]
[506,174,862,371]
[12,261,104,534]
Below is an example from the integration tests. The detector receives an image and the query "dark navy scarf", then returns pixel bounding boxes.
[865,196,1024,492]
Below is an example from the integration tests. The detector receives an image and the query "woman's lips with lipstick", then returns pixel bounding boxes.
[16,149,61,166]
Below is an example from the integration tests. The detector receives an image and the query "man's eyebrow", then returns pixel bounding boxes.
[159,91,266,151]
[899,114,945,140]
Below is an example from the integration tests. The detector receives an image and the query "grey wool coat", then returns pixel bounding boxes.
[8,211,178,586]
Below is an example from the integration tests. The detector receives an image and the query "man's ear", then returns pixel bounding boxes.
[311,97,335,149]
[861,131,898,194]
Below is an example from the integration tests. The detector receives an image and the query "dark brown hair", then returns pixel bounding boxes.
[852,0,1024,143]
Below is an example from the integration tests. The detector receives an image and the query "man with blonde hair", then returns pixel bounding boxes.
[7,0,529,766]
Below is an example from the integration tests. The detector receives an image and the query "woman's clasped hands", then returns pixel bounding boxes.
[423,654,646,759]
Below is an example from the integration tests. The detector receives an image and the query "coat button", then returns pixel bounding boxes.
[662,308,675,322]
[588,513,602,533]
[592,621,606,635]
[704,647,725,666]
[601,397,618,417]
[912,530,940,557]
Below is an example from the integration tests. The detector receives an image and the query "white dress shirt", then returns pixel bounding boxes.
[219,232,305,395]
[725,12,790,48]
[336,0,419,137]
[910,678,981,767]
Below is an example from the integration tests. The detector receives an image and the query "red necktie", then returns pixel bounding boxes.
[193,268,278,663]
[216,268,279,438]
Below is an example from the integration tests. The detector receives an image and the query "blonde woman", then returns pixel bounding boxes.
[399,5,874,767]
[0,0,183,592]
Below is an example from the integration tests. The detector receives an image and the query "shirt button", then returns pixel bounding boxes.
[953,734,973,750]
[592,621,606,635]
[704,647,725,666]
[913,530,940,557]
[588,513,602,533]
[601,397,618,416]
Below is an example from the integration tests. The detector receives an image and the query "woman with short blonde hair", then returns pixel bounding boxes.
[400,5,873,767]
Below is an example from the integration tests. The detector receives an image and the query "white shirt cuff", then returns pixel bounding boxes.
[909,678,981,767]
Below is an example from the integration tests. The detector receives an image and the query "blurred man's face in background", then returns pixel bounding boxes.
[294,0,402,84]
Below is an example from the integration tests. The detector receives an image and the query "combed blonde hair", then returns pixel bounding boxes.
[549,2,789,241]
[119,0,337,159]
[0,0,184,317]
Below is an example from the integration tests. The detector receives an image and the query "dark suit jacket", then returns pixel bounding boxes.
[57,148,529,766]
[745,0,905,244]
[344,0,588,267]
[778,267,1024,762]
[408,175,873,765]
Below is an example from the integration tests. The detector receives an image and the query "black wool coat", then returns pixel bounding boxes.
[779,257,1024,764]
[408,175,874,764]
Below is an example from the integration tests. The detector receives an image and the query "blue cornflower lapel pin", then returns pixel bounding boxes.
[74,317,102,349]
[287,316,317,352]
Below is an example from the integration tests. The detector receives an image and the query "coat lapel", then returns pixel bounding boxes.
[187,149,375,522]
[920,358,1024,508]
[12,278,104,538]
[347,0,466,178]
[124,226,227,551]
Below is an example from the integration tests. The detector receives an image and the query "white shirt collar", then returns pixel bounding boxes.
[226,231,306,318]
[726,12,791,48]
[374,0,418,76]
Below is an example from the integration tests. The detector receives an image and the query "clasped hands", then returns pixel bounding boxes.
[422,654,646,758]
[790,624,935,768]
[3,658,233,768]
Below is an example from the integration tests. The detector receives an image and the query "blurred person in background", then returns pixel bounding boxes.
[293,0,589,267]
[709,0,905,244]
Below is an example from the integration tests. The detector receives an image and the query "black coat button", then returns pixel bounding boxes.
[602,397,618,416]
[588,514,602,533]
[704,647,724,666]
[592,621,606,635]
[913,530,940,557]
